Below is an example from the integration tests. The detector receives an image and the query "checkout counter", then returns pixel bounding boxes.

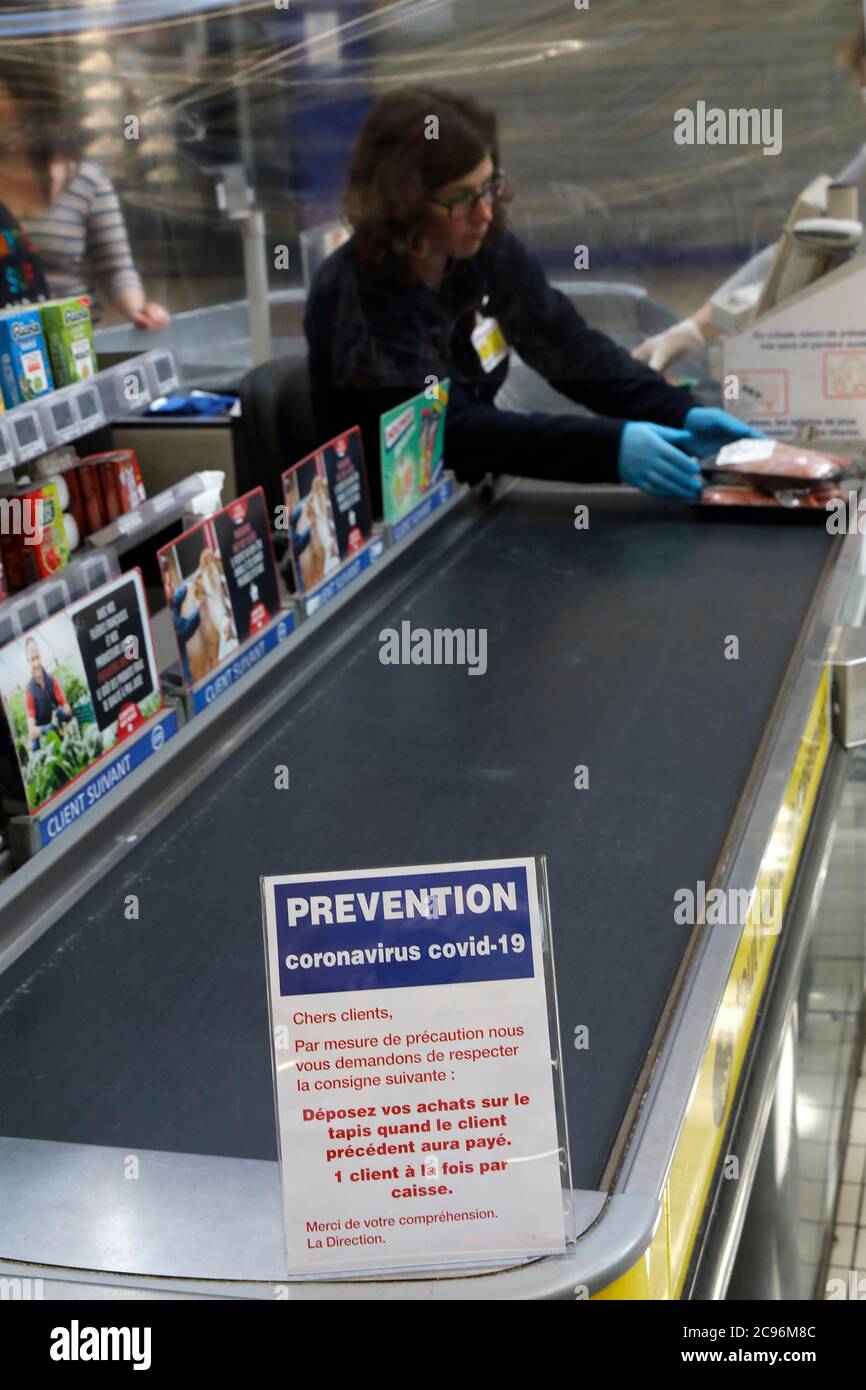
[0,472,863,1299]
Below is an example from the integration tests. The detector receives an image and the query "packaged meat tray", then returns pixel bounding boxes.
[702,439,852,491]
[701,483,850,513]
[702,486,778,507]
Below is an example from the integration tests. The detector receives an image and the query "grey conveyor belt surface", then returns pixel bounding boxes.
[0,488,835,1192]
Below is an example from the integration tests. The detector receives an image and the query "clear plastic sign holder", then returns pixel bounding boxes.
[300,532,386,618]
[164,606,298,719]
[261,855,574,1280]
[382,470,456,547]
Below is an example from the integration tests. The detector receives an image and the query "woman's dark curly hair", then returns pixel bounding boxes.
[343,85,510,265]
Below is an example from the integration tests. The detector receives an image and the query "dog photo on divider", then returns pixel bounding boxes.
[159,529,239,686]
[284,456,342,593]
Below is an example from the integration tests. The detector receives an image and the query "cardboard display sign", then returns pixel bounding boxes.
[724,255,866,444]
[157,487,280,687]
[379,382,449,526]
[281,427,372,594]
[262,856,571,1278]
[0,568,162,814]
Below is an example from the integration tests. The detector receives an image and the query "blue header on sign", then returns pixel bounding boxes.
[272,865,534,996]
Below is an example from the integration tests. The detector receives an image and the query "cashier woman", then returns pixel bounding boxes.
[305,86,760,517]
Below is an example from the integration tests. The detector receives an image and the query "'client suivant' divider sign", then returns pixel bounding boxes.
[261,857,572,1277]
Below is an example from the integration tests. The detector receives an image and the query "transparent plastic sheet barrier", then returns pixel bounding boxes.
[2,0,865,1308]
[7,1,861,379]
[261,856,573,1279]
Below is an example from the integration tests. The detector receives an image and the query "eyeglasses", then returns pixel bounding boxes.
[428,172,508,219]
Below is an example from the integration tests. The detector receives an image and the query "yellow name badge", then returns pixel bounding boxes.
[470,315,509,372]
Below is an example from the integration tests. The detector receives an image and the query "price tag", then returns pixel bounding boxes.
[150,490,176,514]
[11,407,46,461]
[46,393,80,444]
[116,511,144,536]
[146,351,179,395]
[72,384,106,430]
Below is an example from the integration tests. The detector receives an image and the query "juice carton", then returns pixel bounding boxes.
[40,296,98,386]
[0,307,54,408]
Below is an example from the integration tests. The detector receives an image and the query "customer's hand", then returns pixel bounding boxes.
[617,422,703,501]
[130,300,171,331]
[632,317,707,372]
[682,407,766,459]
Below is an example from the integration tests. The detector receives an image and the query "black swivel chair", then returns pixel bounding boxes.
[233,350,320,516]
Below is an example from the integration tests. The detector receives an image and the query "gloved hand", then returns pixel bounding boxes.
[290,505,311,557]
[682,407,766,459]
[632,318,707,372]
[617,422,703,501]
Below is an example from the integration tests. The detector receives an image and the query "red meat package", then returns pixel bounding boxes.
[703,487,777,507]
[706,439,850,489]
[702,484,850,510]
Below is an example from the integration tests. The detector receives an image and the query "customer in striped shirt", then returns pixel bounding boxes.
[0,63,170,330]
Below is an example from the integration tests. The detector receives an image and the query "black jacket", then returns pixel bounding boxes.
[304,227,697,515]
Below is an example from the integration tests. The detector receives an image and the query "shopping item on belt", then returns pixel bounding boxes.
[701,438,858,509]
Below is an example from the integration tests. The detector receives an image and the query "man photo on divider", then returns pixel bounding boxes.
[23,635,72,753]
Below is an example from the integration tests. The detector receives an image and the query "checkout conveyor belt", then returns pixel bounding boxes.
[0,484,849,1297]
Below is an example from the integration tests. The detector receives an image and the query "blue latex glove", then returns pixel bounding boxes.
[290,504,311,557]
[683,407,766,459]
[617,422,703,501]
[171,583,200,643]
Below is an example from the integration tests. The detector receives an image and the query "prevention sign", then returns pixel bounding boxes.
[261,857,570,1277]
[379,382,449,526]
